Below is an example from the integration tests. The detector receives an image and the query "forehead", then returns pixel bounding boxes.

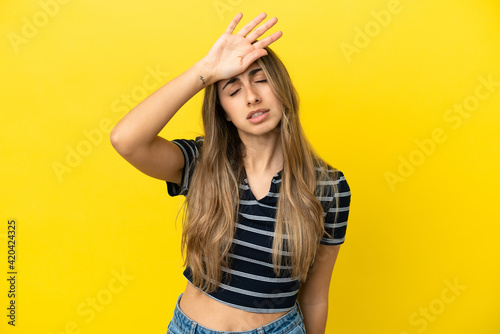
[217,62,263,91]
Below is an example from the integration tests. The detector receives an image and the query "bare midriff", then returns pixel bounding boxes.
[178,281,288,331]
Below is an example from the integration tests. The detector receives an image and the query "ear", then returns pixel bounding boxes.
[224,111,232,122]
[215,92,230,122]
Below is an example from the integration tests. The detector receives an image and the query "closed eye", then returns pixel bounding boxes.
[230,80,267,96]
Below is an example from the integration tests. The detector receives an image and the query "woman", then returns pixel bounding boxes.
[111,12,351,334]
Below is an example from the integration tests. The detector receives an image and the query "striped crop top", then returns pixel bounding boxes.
[166,136,351,313]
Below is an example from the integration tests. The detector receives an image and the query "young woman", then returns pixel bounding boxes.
[111,12,351,334]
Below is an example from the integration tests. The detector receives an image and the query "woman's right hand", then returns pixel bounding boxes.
[201,12,283,84]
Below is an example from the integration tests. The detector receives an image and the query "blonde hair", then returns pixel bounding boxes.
[180,46,340,293]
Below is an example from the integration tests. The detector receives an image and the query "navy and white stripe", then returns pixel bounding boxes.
[166,136,351,313]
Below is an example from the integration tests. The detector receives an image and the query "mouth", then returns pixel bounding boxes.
[247,109,269,119]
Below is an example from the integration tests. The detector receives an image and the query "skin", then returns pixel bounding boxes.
[217,61,285,199]
[178,63,289,333]
[297,244,342,333]
[111,11,341,334]
[181,14,342,334]
[216,61,283,139]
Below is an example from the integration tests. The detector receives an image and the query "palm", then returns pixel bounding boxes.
[205,13,282,82]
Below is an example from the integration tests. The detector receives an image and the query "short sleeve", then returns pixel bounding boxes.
[319,170,351,246]
[166,136,204,197]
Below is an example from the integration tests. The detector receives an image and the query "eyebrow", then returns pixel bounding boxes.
[221,68,263,91]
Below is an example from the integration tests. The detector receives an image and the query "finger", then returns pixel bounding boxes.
[236,12,267,37]
[241,49,268,69]
[245,16,278,43]
[225,12,243,34]
[252,31,283,49]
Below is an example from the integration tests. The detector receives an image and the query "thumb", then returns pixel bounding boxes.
[241,49,268,69]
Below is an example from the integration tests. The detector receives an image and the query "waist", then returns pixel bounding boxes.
[178,281,292,331]
[182,266,301,313]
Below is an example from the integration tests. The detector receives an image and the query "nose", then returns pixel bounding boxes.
[246,85,261,105]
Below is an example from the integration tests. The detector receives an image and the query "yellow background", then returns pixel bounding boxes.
[1,0,499,333]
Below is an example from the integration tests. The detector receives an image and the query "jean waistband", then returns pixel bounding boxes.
[171,293,304,334]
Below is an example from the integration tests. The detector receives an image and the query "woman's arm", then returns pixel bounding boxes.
[297,244,341,334]
[110,12,282,184]
[110,59,211,184]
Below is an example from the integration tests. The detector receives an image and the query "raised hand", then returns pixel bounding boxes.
[201,12,283,84]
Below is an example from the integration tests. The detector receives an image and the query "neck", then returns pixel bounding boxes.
[238,128,283,174]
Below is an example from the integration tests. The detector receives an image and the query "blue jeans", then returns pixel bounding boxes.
[167,293,306,334]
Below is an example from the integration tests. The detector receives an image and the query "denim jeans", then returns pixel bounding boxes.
[167,293,306,334]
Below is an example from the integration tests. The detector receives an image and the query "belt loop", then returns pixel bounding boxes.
[190,322,197,334]
[296,301,304,319]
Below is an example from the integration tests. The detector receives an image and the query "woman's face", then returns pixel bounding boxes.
[216,62,283,138]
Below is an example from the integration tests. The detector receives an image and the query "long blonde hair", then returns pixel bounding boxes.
[180,47,340,293]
